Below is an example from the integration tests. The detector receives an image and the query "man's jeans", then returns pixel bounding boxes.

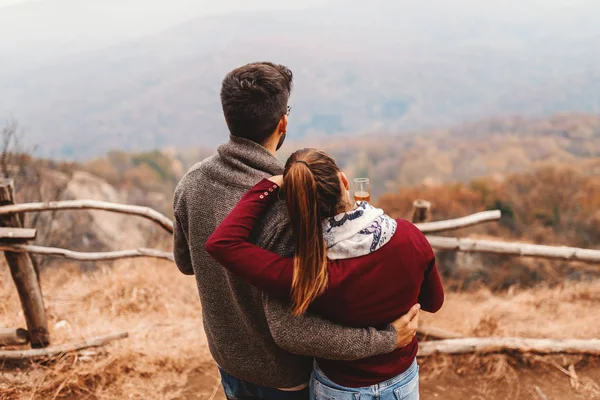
[219,367,309,400]
[310,359,419,400]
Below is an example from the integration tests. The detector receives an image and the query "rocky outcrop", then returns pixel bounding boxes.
[63,171,155,251]
[32,170,163,255]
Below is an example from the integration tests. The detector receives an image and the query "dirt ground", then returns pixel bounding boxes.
[1,259,600,399]
[181,356,600,400]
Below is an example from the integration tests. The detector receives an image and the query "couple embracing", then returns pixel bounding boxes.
[173,62,444,400]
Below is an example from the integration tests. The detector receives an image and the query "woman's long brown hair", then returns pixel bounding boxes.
[283,149,344,315]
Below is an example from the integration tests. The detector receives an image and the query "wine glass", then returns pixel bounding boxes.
[353,178,370,204]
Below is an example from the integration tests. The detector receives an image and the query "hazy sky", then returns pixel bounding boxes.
[0,0,336,66]
[0,0,27,6]
[0,0,334,13]
[0,0,592,9]
[0,0,335,44]
[2,0,597,37]
[1,0,598,68]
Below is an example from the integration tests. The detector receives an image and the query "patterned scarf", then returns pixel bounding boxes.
[323,202,397,260]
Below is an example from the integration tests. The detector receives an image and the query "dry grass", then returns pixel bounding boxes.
[420,281,600,339]
[420,353,523,398]
[418,281,600,399]
[1,259,215,400]
[2,260,600,399]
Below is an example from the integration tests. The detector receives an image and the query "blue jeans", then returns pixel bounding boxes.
[219,367,309,400]
[310,359,419,400]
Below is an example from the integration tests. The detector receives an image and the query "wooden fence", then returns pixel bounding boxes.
[1,181,600,360]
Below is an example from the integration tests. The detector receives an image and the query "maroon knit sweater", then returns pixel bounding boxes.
[206,179,444,387]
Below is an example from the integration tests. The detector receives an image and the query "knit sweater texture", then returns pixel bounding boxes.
[173,136,397,388]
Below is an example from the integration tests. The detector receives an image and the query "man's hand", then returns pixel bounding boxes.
[393,304,420,348]
[268,175,284,187]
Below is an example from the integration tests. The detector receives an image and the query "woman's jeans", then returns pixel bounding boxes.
[310,359,419,400]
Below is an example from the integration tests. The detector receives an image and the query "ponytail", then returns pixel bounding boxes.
[284,162,329,315]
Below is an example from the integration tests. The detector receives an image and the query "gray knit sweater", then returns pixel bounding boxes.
[173,136,397,388]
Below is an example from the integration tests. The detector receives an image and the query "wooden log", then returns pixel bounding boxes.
[0,244,174,262]
[426,236,600,263]
[0,227,36,242]
[418,326,464,340]
[0,180,50,348]
[0,328,30,346]
[411,199,431,223]
[415,210,501,233]
[418,337,600,356]
[0,331,128,361]
[0,199,173,233]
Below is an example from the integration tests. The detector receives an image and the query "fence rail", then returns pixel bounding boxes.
[0,228,37,241]
[427,236,600,263]
[0,200,173,233]
[415,210,501,233]
[418,337,600,356]
[1,203,596,264]
[0,244,174,262]
[2,178,599,357]
[0,332,128,361]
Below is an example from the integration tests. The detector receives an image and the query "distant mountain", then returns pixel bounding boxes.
[1,1,600,159]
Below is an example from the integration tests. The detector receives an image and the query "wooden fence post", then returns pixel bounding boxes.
[412,199,431,223]
[0,180,50,348]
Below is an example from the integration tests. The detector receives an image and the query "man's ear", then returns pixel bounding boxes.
[340,172,350,191]
[278,115,288,134]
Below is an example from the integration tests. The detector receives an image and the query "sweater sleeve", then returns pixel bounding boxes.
[419,258,444,312]
[205,179,294,299]
[403,220,445,313]
[263,294,398,360]
[173,185,194,275]
[207,179,400,359]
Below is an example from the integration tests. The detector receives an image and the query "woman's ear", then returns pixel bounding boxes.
[340,172,350,191]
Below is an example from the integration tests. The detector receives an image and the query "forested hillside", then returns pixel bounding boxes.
[378,161,600,289]
[71,113,600,213]
[292,113,600,195]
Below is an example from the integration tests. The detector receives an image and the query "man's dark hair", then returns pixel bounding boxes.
[220,62,293,144]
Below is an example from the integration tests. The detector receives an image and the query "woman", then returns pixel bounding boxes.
[206,148,444,400]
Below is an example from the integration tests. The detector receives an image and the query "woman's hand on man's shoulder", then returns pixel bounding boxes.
[268,175,284,187]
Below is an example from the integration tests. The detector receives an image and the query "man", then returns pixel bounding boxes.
[173,62,419,400]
